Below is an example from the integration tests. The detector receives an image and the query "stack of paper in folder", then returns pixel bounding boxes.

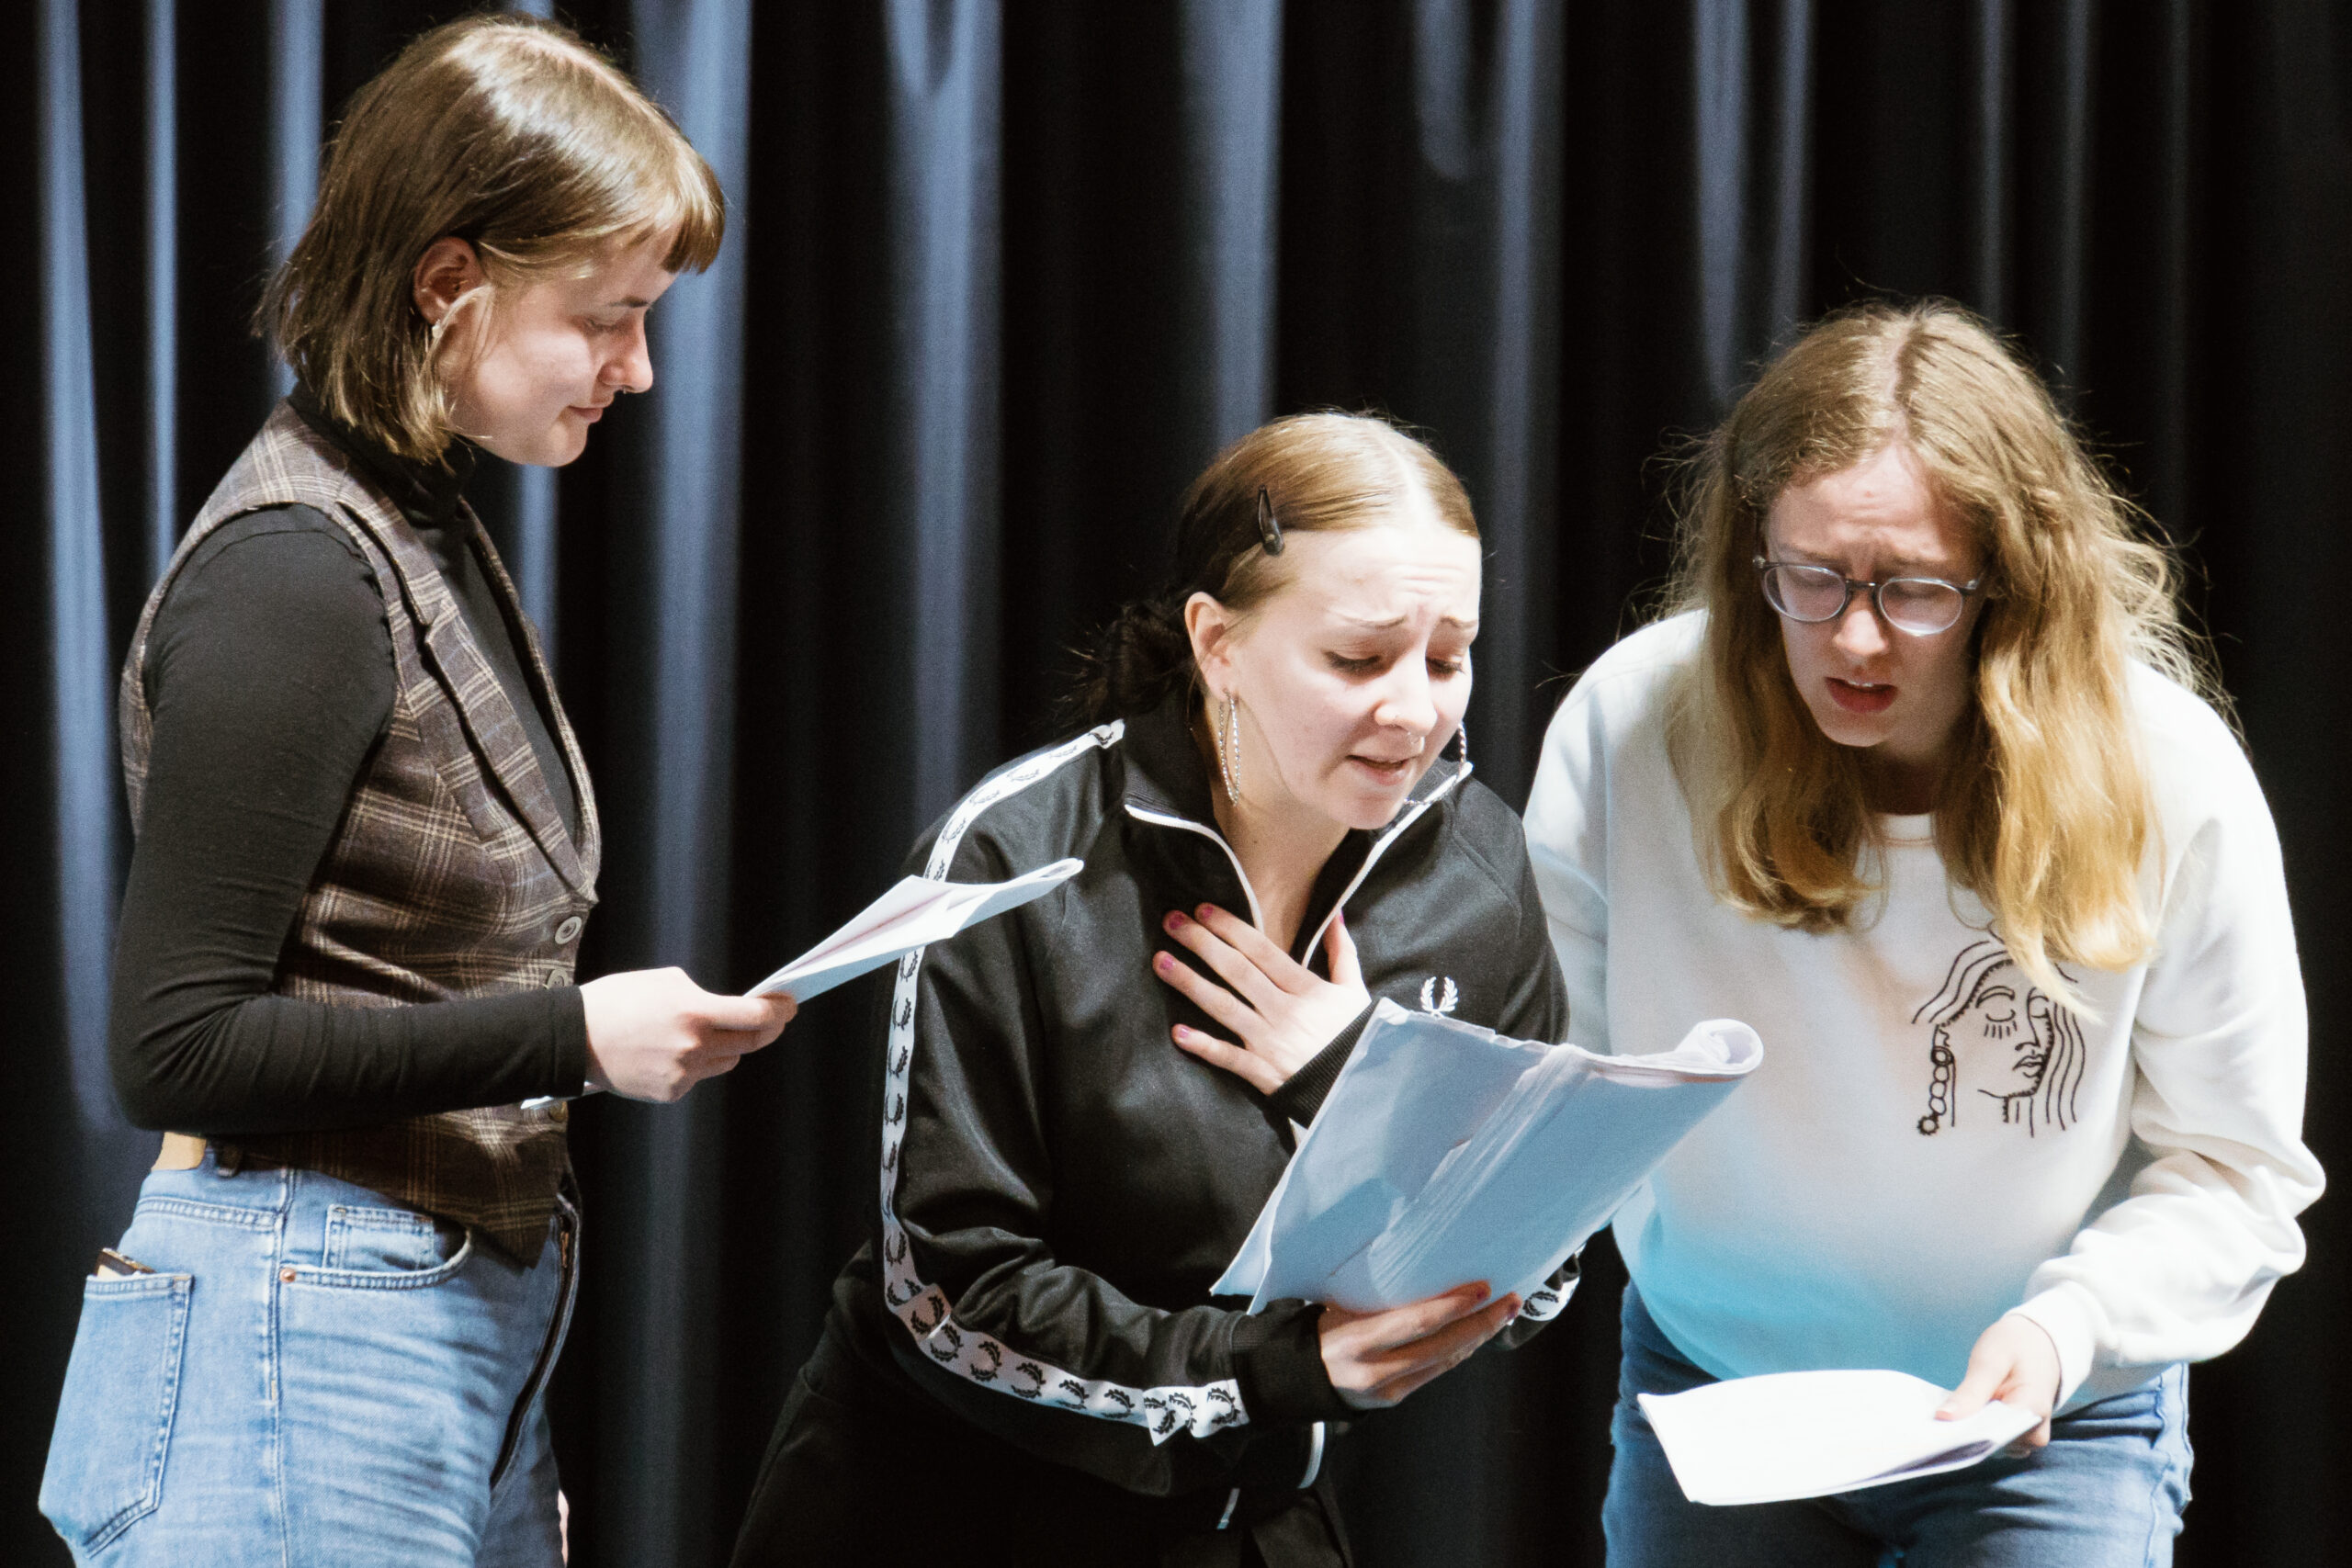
[1638,1370,2039,1505]
[746,859,1083,1002]
[1215,998,1762,1314]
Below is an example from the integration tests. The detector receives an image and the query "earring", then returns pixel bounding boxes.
[1454,720,1469,767]
[1216,694,1242,805]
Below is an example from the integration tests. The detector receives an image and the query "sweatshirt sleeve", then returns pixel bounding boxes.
[108,511,587,1134]
[2009,723,2324,1404]
[875,827,1346,1495]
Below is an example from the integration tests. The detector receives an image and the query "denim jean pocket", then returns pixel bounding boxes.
[322,1203,466,1272]
[300,1203,471,1290]
[39,1273,193,1554]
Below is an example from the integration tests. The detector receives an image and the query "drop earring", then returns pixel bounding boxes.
[1216,693,1242,805]
[1454,719,1469,768]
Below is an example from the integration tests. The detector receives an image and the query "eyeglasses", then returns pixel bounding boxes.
[1753,557,1984,636]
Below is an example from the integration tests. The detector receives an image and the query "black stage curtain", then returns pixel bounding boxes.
[6,4,2347,1564]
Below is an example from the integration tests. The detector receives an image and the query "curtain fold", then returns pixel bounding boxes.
[7,5,2350,1565]
[884,0,1003,825]
[575,6,757,1563]
[39,0,116,1136]
[265,0,322,400]
[1176,0,1285,454]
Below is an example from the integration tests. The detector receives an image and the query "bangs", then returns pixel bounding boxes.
[652,154,726,273]
[615,113,726,275]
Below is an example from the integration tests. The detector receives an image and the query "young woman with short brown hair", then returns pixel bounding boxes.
[40,17,790,1564]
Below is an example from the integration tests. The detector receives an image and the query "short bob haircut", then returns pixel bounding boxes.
[262,13,725,464]
[1665,299,2214,1009]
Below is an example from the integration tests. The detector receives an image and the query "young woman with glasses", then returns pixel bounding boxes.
[1524,300,2321,1565]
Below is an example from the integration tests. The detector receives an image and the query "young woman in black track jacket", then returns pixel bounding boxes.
[735,414,1575,1568]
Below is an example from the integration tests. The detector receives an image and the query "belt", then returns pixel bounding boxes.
[154,1133,208,1171]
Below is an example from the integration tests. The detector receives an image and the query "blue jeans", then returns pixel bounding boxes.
[1603,1285,2191,1568]
[40,1148,577,1566]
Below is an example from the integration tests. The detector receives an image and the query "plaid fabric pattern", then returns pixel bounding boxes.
[121,403,602,1261]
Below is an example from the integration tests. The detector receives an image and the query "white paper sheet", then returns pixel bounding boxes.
[746,859,1084,1001]
[1213,998,1761,1312]
[1638,1369,2040,1506]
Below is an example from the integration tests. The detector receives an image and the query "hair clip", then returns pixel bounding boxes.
[1256,487,1284,555]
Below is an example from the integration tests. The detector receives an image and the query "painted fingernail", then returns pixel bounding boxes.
[1197,904,1219,922]
[1163,910,1187,931]
[1155,953,1173,973]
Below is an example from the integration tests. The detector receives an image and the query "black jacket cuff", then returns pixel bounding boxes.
[1265,1003,1374,1127]
[1230,1300,1354,1426]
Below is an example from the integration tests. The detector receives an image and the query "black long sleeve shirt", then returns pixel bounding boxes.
[108,392,589,1134]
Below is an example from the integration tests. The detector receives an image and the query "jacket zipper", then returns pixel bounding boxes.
[1122,805,1268,930]
[1123,760,1468,957]
[1298,764,1468,955]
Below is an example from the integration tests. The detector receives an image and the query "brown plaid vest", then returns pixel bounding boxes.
[120,402,602,1260]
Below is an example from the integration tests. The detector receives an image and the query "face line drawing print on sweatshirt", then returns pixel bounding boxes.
[1912,936,2085,1137]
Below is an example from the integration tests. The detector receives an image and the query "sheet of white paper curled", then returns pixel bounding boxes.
[1637,1369,2039,1506]
[519,858,1083,1108]
[746,858,1083,1002]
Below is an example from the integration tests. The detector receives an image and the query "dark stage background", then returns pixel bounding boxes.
[6,2,2347,1563]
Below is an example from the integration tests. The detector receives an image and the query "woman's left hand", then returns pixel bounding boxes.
[1152,905,1370,1094]
[1935,1315,2063,1451]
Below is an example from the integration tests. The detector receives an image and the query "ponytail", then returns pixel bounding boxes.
[1069,598,1195,727]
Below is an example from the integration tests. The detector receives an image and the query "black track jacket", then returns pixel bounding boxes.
[820,696,1574,1513]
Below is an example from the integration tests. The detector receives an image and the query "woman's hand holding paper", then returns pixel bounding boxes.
[1935,1315,2064,1452]
[1318,1281,1522,1410]
[582,967,797,1102]
[1153,905,1369,1094]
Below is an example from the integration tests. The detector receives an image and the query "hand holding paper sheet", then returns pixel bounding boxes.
[521,859,1081,1109]
[1638,1370,2040,1505]
[1214,999,1762,1313]
[747,859,1083,1001]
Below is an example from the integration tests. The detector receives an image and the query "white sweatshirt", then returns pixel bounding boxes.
[1523,614,2323,1407]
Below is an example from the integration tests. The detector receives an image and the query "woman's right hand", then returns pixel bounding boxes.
[579,968,797,1102]
[1318,1282,1521,1409]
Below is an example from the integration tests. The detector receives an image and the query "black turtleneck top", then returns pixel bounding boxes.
[108,391,590,1134]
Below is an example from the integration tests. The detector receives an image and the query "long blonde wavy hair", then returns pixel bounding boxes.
[1664,299,2216,1004]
